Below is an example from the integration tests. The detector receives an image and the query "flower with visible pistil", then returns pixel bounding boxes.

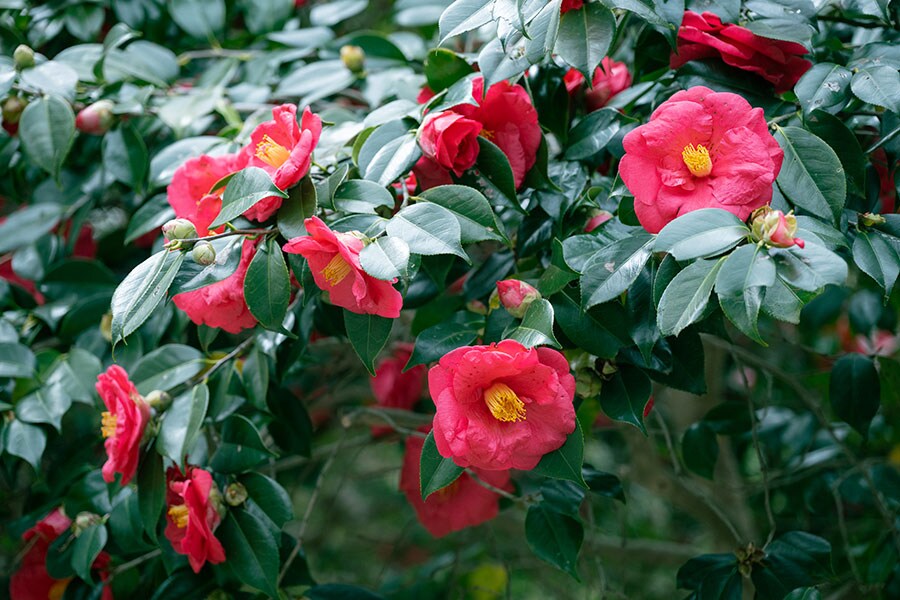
[428,340,576,471]
[96,365,150,486]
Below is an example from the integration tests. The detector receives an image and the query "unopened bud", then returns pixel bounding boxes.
[340,45,366,73]
[75,100,115,135]
[466,299,488,315]
[750,206,804,249]
[496,279,541,319]
[584,210,613,233]
[600,360,618,378]
[162,218,197,242]
[2,96,26,125]
[145,390,171,410]
[191,241,216,265]
[575,368,602,399]
[860,212,886,227]
[100,313,113,342]
[224,482,248,506]
[73,512,101,535]
[13,45,35,70]
[208,482,227,518]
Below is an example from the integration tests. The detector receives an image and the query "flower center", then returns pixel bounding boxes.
[255,134,290,169]
[484,382,526,423]
[322,254,352,286]
[479,129,495,141]
[168,504,189,529]
[681,143,712,177]
[100,411,118,438]
[49,579,72,600]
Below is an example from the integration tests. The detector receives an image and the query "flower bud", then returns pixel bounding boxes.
[584,209,613,233]
[145,390,171,410]
[75,100,116,135]
[208,481,227,518]
[340,45,366,73]
[13,45,35,70]
[750,206,804,249]
[1,96,26,125]
[100,312,113,342]
[496,279,541,319]
[224,482,248,507]
[162,218,198,242]
[466,299,488,315]
[860,212,886,227]
[191,241,217,265]
[73,512,102,535]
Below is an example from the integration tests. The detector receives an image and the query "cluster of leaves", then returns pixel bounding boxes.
[0,0,899,598]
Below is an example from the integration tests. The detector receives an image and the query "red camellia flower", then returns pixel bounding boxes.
[96,365,150,486]
[165,465,226,574]
[283,216,403,318]
[399,429,513,537]
[9,508,113,600]
[618,86,783,233]
[561,0,584,13]
[371,343,426,412]
[584,209,613,232]
[418,112,483,176]
[670,11,812,93]
[244,104,323,222]
[495,279,540,319]
[428,340,576,471]
[564,58,632,112]
[168,152,248,235]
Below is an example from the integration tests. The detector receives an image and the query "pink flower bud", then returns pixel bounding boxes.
[75,100,115,135]
[584,210,613,233]
[750,206,804,249]
[496,279,541,318]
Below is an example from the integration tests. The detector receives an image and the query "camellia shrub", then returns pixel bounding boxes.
[1,0,899,598]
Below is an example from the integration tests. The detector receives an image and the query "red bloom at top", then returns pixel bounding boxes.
[168,152,248,236]
[96,365,150,486]
[399,429,512,537]
[9,508,113,600]
[165,465,226,574]
[561,0,584,13]
[618,86,783,233]
[283,216,403,318]
[244,104,323,222]
[670,11,812,93]
[564,58,633,112]
[428,340,576,471]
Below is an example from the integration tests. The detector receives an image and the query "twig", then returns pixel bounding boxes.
[109,548,162,579]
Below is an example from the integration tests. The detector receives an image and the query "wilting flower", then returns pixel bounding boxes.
[618,86,783,233]
[564,58,632,112]
[167,152,248,235]
[428,340,576,471]
[750,206,805,249]
[244,104,322,222]
[670,11,812,93]
[496,279,541,319]
[399,429,512,537]
[96,365,151,486]
[418,111,483,176]
[283,216,402,318]
[165,465,226,573]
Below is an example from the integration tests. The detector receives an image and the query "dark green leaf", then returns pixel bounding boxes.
[775,126,846,225]
[682,422,719,479]
[386,202,467,260]
[556,3,616,80]
[18,95,75,180]
[533,420,588,488]
[406,312,484,369]
[110,250,184,345]
[525,502,583,579]
[157,384,209,467]
[565,108,622,160]
[598,365,652,434]
[419,185,508,244]
[359,236,411,281]
[507,299,561,349]
[137,450,165,542]
[344,312,393,375]
[217,509,280,598]
[830,353,880,436]
[657,257,726,336]
[277,176,317,239]
[852,230,899,299]
[71,524,107,583]
[850,66,900,113]
[0,204,63,255]
[581,233,654,308]
[244,238,291,332]
[424,48,473,91]
[210,415,274,473]
[420,430,464,500]
[654,209,749,260]
[4,419,47,470]
[131,344,205,394]
[211,167,287,228]
[103,123,148,190]
[795,63,852,116]
[333,179,394,215]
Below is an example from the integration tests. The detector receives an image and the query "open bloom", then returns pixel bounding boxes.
[283,217,402,318]
[168,152,248,236]
[96,365,150,486]
[564,58,632,111]
[399,429,512,537]
[418,112,483,176]
[165,465,226,573]
[428,340,576,471]
[619,86,783,233]
[671,11,812,93]
[244,104,323,222]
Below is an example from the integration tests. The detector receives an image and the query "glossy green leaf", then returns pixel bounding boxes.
[654,209,749,260]
[533,420,588,488]
[18,95,75,181]
[850,65,900,113]
[211,167,287,228]
[556,2,616,80]
[386,202,467,260]
[657,257,726,336]
[424,48,473,91]
[103,123,148,190]
[682,422,718,479]
[217,508,280,598]
[333,179,394,215]
[420,430,464,500]
[581,233,654,308]
[110,250,184,345]
[419,185,508,244]
[795,63,852,116]
[210,414,274,473]
[71,523,107,583]
[406,312,484,369]
[244,238,290,332]
[525,502,583,580]
[830,353,880,436]
[131,344,205,394]
[507,299,561,349]
[774,126,846,225]
[344,311,393,375]
[598,365,652,434]
[852,230,899,299]
[157,384,209,467]
[277,176,317,239]
[137,449,165,542]
[564,107,621,160]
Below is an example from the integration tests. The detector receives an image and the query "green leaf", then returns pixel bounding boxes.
[137,450,165,542]
[419,185,508,244]
[217,509,280,598]
[0,204,63,255]
[0,342,36,378]
[18,95,75,181]
[598,365,652,434]
[210,415,274,473]
[424,48,473,92]
[677,553,740,597]
[364,134,421,187]
[242,346,269,411]
[556,2,616,80]
[420,430,464,500]
[333,179,394,215]
[532,420,588,487]
[71,524,107,583]
[125,194,176,244]
[110,250,184,345]
[439,0,493,43]
[386,202,467,260]
[581,233,654,308]
[241,472,294,528]
[131,344,205,394]
[406,312,484,369]
[564,108,622,160]
[774,126,846,225]
[157,384,209,467]
[15,383,71,432]
[714,245,776,344]
[552,290,628,359]
[102,123,148,190]
[277,176,317,239]
[850,65,900,113]
[805,110,867,197]
[751,532,832,599]
[795,63,852,116]
[310,0,368,26]
[525,502,583,580]
[658,257,726,336]
[344,312,393,376]
[168,0,225,38]
[169,235,244,295]
[770,241,848,292]
[507,299,561,349]
[472,137,518,206]
[682,422,719,479]
[654,209,749,260]
[830,353,880,436]
[244,238,290,332]
[211,167,287,228]
[359,236,410,281]
[852,230,900,299]
[4,419,47,470]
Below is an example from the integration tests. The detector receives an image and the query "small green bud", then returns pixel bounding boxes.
[162,218,198,242]
[13,45,35,70]
[860,212,886,227]
[1,96,26,124]
[340,45,366,73]
[73,512,102,535]
[145,390,171,410]
[224,482,248,507]
[191,241,217,265]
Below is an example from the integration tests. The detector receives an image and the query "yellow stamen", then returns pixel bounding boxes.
[255,134,290,169]
[168,504,189,529]
[49,579,72,600]
[681,143,713,177]
[100,412,118,438]
[479,129,495,141]
[321,254,352,287]
[484,382,526,423]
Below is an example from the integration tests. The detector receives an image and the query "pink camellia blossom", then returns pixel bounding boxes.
[96,365,150,486]
[751,206,805,249]
[671,11,812,94]
[561,0,584,12]
[370,344,427,436]
[167,152,248,235]
[283,216,402,318]
[418,112,483,176]
[244,104,322,222]
[399,428,512,537]
[75,100,114,135]
[428,340,576,471]
[165,465,226,574]
[564,58,633,112]
[496,279,541,319]
[618,86,783,233]
[584,210,613,233]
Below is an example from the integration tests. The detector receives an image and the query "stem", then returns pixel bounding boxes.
[818,14,892,29]
[109,548,162,579]
[175,228,272,245]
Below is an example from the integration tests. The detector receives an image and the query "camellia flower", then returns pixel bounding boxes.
[75,100,115,135]
[584,209,613,233]
[244,104,323,222]
[96,365,151,486]
[561,0,584,12]
[418,111,483,176]
[9,508,113,600]
[164,465,226,574]
[283,216,403,318]
[496,279,541,319]
[564,58,633,111]
[168,152,248,236]
[371,343,426,412]
[399,429,513,537]
[854,330,898,357]
[671,11,812,93]
[750,206,805,249]
[618,86,783,233]
[428,340,576,471]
